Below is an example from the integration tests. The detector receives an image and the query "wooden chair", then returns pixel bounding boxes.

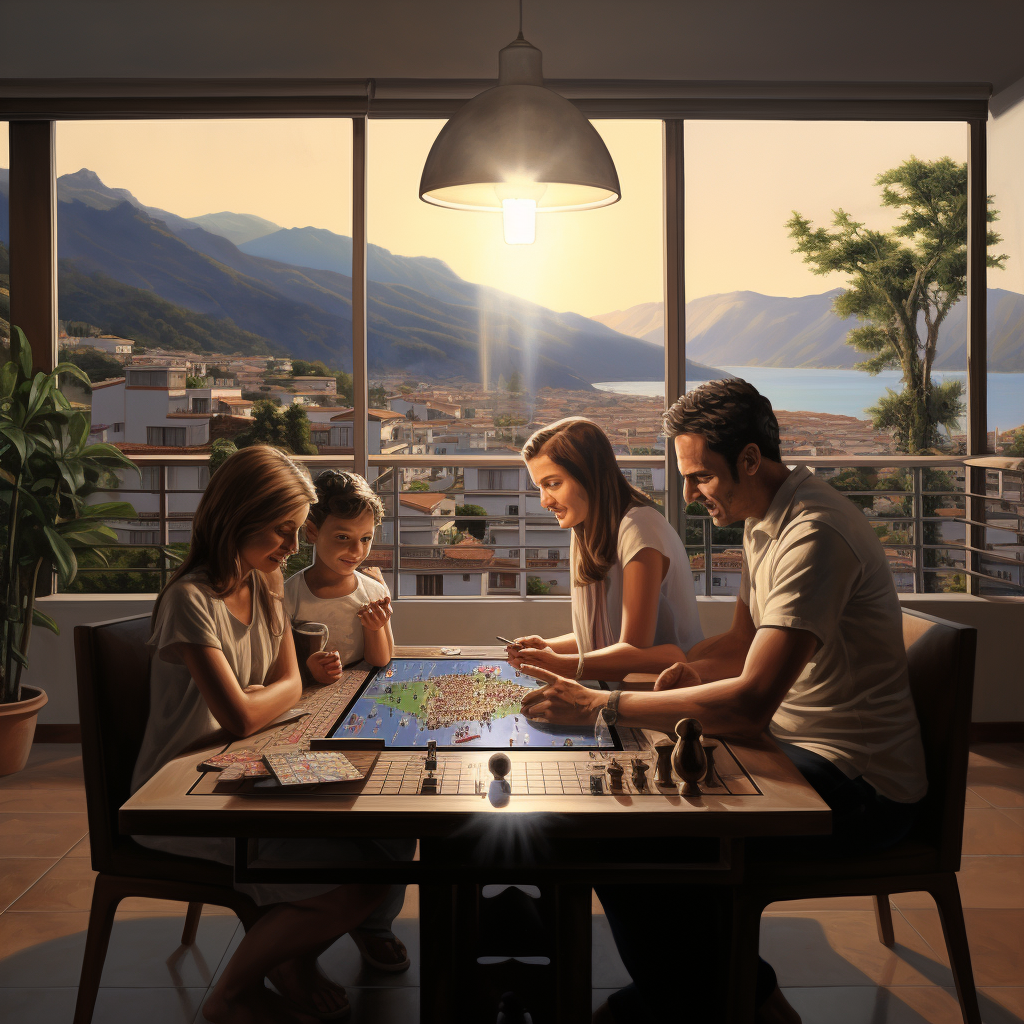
[728,607,981,1024]
[73,615,259,1024]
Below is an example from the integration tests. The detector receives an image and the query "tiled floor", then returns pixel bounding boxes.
[1,742,1021,1023]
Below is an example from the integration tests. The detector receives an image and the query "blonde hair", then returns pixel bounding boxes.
[151,445,316,632]
[521,417,656,588]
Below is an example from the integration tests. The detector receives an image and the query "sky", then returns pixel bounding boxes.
[1,115,1020,316]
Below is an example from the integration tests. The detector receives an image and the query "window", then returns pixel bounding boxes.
[508,548,520,560]
[311,430,331,446]
[507,504,519,516]
[526,548,539,559]
[480,469,520,490]
[129,530,159,544]
[415,574,443,596]
[488,573,518,590]
[547,549,560,561]
[128,370,169,387]
[112,422,124,433]
[146,427,187,447]
[191,397,209,413]
[139,466,160,490]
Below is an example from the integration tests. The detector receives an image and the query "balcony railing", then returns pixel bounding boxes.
[64,452,1024,599]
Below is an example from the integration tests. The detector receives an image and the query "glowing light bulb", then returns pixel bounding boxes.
[502,198,536,245]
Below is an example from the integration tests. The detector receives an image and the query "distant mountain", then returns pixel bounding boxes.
[592,302,663,344]
[188,212,281,246]
[594,290,1024,373]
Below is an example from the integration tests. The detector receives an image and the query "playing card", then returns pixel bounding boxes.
[263,751,363,785]
[198,749,262,771]
[218,760,272,780]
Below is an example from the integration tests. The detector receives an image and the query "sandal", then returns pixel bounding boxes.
[266,968,351,1021]
[351,929,411,973]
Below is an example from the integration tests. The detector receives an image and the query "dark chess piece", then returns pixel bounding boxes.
[630,757,649,792]
[672,718,707,796]
[607,760,624,789]
[702,740,719,788]
[654,738,675,786]
[425,739,438,772]
[590,773,605,795]
[488,752,512,780]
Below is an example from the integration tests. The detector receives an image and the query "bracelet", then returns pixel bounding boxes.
[575,653,587,681]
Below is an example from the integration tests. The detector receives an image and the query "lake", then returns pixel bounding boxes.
[594,368,1024,433]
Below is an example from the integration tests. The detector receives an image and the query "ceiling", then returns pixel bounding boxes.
[3,0,1024,100]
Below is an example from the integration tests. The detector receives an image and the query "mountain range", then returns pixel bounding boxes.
[593,289,1024,373]
[0,168,724,388]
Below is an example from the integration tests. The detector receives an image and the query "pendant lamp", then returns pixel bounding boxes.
[419,12,620,245]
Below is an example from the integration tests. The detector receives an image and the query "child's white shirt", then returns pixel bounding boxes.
[284,567,390,666]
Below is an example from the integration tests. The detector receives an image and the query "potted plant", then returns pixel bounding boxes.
[0,327,137,774]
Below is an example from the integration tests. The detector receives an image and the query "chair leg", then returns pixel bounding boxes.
[928,874,982,1024]
[181,902,203,946]
[73,875,123,1024]
[873,894,895,947]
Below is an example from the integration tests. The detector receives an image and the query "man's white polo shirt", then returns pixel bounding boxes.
[740,466,927,803]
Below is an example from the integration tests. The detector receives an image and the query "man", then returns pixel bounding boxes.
[521,378,927,1024]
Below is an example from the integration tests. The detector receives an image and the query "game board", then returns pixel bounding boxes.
[325,658,618,750]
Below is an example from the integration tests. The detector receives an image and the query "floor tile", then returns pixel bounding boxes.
[0,812,89,858]
[962,807,1024,855]
[765,895,875,912]
[898,908,1024,987]
[8,857,96,913]
[0,986,78,1024]
[0,756,86,792]
[592,913,630,989]
[0,859,58,913]
[21,744,82,771]
[970,744,1024,770]
[93,986,209,1024]
[891,858,1024,909]
[303,917,421,989]
[0,911,239,989]
[782,986,964,1024]
[968,767,1024,808]
[194,985,420,1024]
[759,911,954,988]
[66,835,91,858]
[966,788,992,808]
[981,987,1024,1020]
[0,789,87,813]
[998,808,1024,829]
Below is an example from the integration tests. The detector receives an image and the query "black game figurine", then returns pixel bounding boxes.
[630,757,649,792]
[425,739,438,773]
[654,738,675,787]
[672,718,707,796]
[607,760,624,789]
[590,773,604,795]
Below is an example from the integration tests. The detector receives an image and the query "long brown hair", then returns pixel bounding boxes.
[151,445,316,632]
[522,418,655,587]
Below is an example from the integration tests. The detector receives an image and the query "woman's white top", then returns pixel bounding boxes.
[131,572,282,793]
[571,505,704,655]
[283,567,390,666]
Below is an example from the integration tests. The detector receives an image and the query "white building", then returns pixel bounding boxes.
[65,334,134,357]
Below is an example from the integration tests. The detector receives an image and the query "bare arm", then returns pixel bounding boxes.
[510,548,680,678]
[358,568,395,668]
[179,626,303,738]
[520,625,818,741]
[678,597,757,685]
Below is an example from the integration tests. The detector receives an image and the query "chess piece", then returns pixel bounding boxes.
[488,752,512,781]
[425,739,438,773]
[590,773,604,795]
[702,740,719,788]
[672,718,707,796]
[607,760,624,789]
[654,738,675,787]
[420,775,438,794]
[630,757,649,792]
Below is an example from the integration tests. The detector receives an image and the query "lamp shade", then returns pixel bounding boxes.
[419,36,620,214]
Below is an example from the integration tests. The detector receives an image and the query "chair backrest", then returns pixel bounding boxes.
[75,615,155,873]
[901,608,977,871]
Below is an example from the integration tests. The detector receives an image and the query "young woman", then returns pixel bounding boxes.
[508,417,703,681]
[131,445,409,1024]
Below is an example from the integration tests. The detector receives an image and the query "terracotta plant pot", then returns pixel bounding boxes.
[0,686,48,776]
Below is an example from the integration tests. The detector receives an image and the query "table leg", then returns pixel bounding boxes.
[419,882,456,1024]
[554,883,593,1024]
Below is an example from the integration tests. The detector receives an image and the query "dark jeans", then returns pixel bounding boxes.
[594,743,923,1023]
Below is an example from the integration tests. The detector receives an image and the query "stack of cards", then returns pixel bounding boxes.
[197,749,271,780]
[263,750,363,786]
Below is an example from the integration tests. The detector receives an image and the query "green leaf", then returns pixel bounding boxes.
[0,362,17,400]
[76,501,137,519]
[10,647,28,669]
[67,413,90,453]
[0,424,28,466]
[43,526,78,586]
[51,362,91,387]
[10,327,32,383]
[79,442,138,471]
[31,609,60,635]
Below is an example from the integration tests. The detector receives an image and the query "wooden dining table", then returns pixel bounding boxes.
[120,647,831,1024]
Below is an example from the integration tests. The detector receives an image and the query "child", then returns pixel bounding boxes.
[130,446,408,1024]
[283,469,410,973]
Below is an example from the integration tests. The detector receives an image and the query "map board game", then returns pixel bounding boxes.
[326,658,619,750]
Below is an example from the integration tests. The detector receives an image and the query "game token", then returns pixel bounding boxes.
[440,646,461,655]
[264,750,363,785]
[198,749,261,771]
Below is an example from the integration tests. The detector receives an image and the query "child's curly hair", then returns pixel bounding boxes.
[309,470,385,528]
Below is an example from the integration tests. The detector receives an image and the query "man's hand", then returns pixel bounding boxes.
[307,650,343,685]
[359,596,393,632]
[653,661,702,691]
[507,644,576,674]
[519,664,606,726]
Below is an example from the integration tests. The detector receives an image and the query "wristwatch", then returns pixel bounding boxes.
[600,689,622,727]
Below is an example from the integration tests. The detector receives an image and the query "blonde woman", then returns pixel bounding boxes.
[131,446,409,1024]
[507,418,703,681]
